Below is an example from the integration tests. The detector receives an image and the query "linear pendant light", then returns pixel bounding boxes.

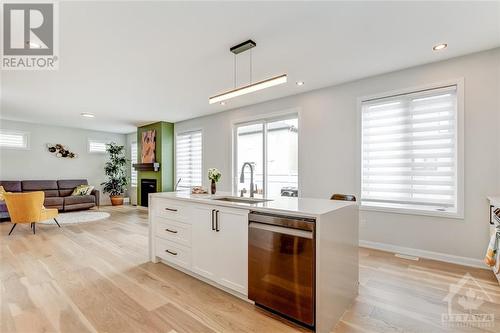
[209,74,287,104]
[209,39,287,104]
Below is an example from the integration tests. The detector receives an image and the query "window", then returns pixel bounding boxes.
[176,130,202,189]
[88,139,107,153]
[234,115,298,198]
[131,142,138,187]
[0,130,29,149]
[361,85,461,216]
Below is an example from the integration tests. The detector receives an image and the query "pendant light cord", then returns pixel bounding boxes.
[250,49,252,84]
[232,44,254,88]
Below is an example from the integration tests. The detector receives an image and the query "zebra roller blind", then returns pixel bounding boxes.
[176,130,202,189]
[361,85,458,213]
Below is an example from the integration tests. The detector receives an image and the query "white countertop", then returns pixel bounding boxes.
[151,191,356,217]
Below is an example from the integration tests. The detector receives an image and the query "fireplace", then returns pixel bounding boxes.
[141,179,157,207]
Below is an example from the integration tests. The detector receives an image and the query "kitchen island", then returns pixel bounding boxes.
[149,192,358,333]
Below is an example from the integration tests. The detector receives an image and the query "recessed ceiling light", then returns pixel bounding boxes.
[81,112,95,118]
[433,43,447,51]
[296,81,304,86]
[220,101,226,105]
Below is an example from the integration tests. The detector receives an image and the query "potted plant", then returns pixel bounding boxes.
[101,142,128,205]
[208,168,221,195]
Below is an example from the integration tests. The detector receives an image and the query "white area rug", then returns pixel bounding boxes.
[39,211,110,225]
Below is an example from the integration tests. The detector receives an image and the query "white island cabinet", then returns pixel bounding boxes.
[191,205,248,295]
[149,192,358,333]
[150,197,249,295]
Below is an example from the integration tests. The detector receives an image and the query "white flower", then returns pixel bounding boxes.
[208,168,221,182]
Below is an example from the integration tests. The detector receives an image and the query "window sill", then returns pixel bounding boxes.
[360,204,464,220]
[0,146,30,150]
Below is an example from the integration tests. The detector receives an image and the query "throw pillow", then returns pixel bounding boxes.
[71,185,91,196]
[0,186,5,201]
[84,185,95,195]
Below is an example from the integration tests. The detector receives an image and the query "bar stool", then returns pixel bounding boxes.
[330,193,356,202]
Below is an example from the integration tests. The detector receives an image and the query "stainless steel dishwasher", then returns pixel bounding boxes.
[248,211,316,328]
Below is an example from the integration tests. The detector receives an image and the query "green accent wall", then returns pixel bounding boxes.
[137,121,174,206]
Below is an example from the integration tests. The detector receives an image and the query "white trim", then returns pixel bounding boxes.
[263,121,268,196]
[357,78,465,219]
[232,124,238,193]
[360,204,463,220]
[296,109,303,198]
[358,78,463,103]
[230,107,301,126]
[456,78,465,219]
[174,128,204,136]
[0,129,30,150]
[359,240,485,269]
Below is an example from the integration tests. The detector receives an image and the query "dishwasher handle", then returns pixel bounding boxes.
[249,211,315,232]
[249,222,313,239]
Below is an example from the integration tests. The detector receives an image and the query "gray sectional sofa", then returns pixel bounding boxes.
[0,179,99,218]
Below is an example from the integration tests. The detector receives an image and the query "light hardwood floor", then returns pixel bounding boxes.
[1,205,499,333]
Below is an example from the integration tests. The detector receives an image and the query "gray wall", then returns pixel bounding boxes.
[175,48,500,261]
[0,119,127,205]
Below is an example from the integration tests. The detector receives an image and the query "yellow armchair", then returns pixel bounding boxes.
[3,191,60,235]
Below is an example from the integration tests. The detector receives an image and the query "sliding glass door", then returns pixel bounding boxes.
[266,117,299,196]
[234,114,298,198]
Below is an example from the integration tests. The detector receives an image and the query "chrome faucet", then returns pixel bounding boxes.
[240,162,255,197]
[174,178,182,191]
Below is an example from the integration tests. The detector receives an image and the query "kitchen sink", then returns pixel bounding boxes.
[211,196,272,204]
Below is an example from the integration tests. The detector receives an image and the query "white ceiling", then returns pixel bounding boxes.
[1,1,499,134]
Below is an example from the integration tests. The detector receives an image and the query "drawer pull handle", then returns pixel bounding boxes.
[211,209,215,230]
[165,228,178,234]
[165,208,178,212]
[165,249,178,256]
[215,210,220,232]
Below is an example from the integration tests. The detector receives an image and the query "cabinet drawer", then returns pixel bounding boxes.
[154,199,190,222]
[155,218,191,247]
[156,238,191,269]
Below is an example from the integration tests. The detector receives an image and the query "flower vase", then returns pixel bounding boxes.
[211,180,216,195]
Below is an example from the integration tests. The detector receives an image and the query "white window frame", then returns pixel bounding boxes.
[357,79,464,219]
[0,129,30,150]
[130,141,138,188]
[87,138,108,153]
[174,129,203,190]
[232,109,300,197]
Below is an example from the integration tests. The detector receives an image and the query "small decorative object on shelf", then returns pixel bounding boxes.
[47,143,77,158]
[191,186,208,194]
[208,168,221,195]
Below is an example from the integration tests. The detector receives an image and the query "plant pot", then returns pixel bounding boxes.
[110,195,124,206]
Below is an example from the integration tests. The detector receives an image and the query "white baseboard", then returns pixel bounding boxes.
[359,240,486,269]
